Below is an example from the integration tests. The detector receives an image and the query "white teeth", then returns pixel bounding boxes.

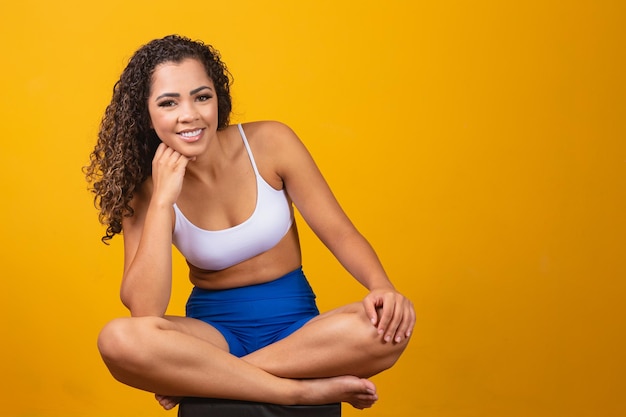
[180,129,202,137]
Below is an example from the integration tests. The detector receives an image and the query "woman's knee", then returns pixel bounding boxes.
[346,304,410,369]
[97,316,163,366]
[98,318,131,363]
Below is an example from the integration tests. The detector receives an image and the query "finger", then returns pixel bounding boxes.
[406,304,417,337]
[157,396,173,409]
[177,153,192,168]
[156,148,184,172]
[393,300,415,342]
[405,300,416,337]
[376,294,396,340]
[156,142,167,154]
[362,297,379,326]
[162,146,178,161]
[153,144,177,169]
[152,143,167,163]
[383,297,405,343]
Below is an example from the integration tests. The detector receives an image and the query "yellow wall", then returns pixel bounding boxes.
[1,1,624,416]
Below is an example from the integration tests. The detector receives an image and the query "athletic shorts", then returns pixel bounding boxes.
[185,267,320,357]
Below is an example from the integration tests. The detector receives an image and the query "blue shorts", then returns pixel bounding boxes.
[185,267,320,357]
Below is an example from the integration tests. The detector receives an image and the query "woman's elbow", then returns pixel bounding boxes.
[120,291,166,318]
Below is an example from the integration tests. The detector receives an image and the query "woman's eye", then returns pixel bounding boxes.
[157,100,176,107]
[197,95,212,102]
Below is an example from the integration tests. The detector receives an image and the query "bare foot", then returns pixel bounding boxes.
[155,394,183,410]
[297,375,378,409]
[155,376,377,410]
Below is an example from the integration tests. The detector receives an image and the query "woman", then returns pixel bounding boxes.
[86,34,414,411]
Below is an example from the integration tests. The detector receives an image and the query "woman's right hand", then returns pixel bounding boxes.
[150,143,193,206]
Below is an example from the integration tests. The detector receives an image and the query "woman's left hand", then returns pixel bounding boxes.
[363,288,415,343]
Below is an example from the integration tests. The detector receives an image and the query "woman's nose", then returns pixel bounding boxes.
[178,103,199,122]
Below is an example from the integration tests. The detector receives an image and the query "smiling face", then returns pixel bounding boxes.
[148,58,219,157]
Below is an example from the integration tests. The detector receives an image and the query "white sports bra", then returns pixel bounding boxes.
[172,124,294,271]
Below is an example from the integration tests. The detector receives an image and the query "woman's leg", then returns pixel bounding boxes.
[242,302,411,379]
[97,315,378,409]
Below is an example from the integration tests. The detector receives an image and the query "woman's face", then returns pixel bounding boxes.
[147,58,219,157]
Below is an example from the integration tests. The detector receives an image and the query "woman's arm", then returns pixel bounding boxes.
[120,144,192,317]
[263,122,415,343]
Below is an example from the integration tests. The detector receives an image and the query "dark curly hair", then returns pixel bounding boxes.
[84,35,233,243]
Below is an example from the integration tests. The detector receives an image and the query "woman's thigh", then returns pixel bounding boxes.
[241,301,383,378]
[163,315,230,351]
[305,301,366,325]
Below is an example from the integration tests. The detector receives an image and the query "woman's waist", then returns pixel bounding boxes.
[187,266,315,304]
[187,237,302,289]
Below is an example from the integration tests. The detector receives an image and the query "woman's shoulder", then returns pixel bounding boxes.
[232,121,309,177]
[235,120,294,137]
[235,120,301,150]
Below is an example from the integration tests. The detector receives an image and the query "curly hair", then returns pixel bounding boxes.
[84,35,233,243]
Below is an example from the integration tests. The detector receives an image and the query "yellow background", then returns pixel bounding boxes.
[1,1,624,416]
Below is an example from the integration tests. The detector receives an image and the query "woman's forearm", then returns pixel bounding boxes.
[323,227,395,291]
[120,201,174,316]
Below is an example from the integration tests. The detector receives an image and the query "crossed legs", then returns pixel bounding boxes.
[97,302,410,409]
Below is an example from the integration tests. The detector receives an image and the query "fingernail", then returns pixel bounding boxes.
[395,336,402,343]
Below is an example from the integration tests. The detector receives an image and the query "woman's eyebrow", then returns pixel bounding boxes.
[155,92,180,101]
[155,86,213,101]
[190,85,213,95]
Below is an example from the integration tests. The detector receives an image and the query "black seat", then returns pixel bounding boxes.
[178,397,341,417]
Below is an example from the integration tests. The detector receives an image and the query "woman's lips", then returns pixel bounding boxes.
[178,128,204,142]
